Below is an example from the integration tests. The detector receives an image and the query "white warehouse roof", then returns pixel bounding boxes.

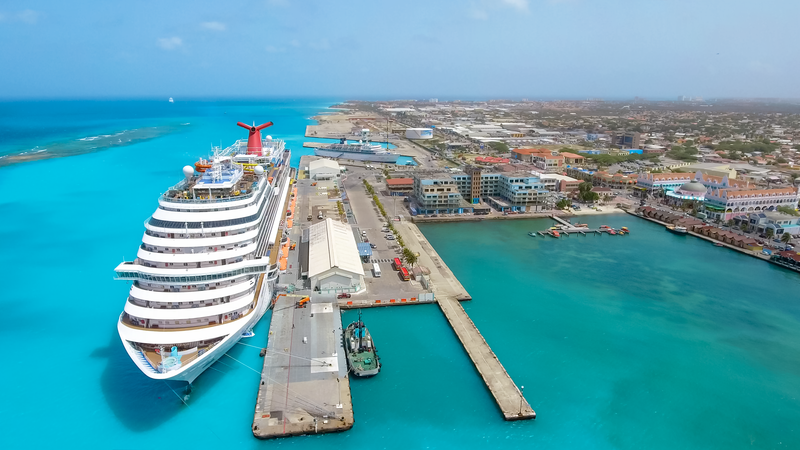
[308,218,364,279]
[309,159,340,172]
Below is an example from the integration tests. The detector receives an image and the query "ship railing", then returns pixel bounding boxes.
[161,181,262,204]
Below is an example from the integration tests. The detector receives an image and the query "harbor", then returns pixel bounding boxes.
[250,155,535,439]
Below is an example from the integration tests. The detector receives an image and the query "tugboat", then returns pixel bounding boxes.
[344,310,381,377]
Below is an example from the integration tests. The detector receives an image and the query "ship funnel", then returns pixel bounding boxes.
[237,121,273,155]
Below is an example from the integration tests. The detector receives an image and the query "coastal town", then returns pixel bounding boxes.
[244,98,800,438]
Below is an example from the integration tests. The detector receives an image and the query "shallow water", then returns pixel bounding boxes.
[1,100,798,449]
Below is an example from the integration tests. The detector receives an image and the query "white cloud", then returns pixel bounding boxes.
[157,37,183,50]
[500,0,529,11]
[265,45,285,53]
[17,9,39,24]
[469,8,489,20]
[308,39,330,51]
[200,21,226,31]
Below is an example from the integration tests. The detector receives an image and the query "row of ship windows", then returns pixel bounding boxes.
[145,226,257,240]
[117,265,267,283]
[138,256,247,269]
[124,301,254,330]
[128,285,255,309]
[135,276,252,292]
[148,195,268,229]
[141,239,255,255]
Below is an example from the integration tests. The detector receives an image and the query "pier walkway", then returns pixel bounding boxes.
[252,294,354,439]
[397,221,535,421]
[550,214,573,227]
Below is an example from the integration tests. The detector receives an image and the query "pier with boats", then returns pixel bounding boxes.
[528,215,631,238]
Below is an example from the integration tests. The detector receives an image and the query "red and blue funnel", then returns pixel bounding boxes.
[237,121,273,155]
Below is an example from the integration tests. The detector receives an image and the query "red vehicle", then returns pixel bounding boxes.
[400,267,410,281]
[337,293,351,299]
[392,258,403,271]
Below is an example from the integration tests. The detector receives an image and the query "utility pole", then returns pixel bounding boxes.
[519,385,525,415]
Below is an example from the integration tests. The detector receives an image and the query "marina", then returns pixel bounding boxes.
[527,215,631,238]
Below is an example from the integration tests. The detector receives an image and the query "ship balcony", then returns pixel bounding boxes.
[132,336,226,375]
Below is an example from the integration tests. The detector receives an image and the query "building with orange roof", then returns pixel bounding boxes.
[559,152,585,165]
[386,177,413,196]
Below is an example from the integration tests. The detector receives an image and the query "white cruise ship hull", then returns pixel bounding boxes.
[118,278,273,383]
[314,149,400,163]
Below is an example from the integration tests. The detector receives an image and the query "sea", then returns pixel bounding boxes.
[0,99,798,449]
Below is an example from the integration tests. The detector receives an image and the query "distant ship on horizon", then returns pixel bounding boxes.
[169,97,174,103]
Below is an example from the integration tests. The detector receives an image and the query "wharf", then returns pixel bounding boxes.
[252,294,354,439]
[396,221,535,420]
[338,293,436,309]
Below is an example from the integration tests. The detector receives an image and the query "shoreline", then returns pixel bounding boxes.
[413,208,628,224]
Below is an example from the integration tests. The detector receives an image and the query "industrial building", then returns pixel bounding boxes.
[307,218,365,294]
[308,159,341,180]
[405,128,434,140]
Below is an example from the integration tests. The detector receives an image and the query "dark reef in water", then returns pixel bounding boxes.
[0,123,189,167]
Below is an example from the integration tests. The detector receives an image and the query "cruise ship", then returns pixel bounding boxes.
[314,138,400,163]
[114,121,292,383]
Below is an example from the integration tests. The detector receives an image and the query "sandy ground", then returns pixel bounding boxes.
[565,206,629,216]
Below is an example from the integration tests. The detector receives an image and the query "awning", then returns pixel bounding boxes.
[357,242,373,257]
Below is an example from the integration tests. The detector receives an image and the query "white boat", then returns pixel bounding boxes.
[314,138,399,163]
[114,122,292,383]
[666,225,688,234]
[169,97,174,103]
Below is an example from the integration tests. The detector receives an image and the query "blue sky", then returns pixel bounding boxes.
[1,0,799,99]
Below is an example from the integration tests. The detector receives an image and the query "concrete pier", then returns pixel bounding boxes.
[252,294,354,439]
[396,221,535,420]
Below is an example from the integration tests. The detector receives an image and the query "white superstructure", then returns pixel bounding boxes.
[114,130,292,383]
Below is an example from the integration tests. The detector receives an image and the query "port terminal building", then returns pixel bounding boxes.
[411,168,549,214]
[307,218,365,294]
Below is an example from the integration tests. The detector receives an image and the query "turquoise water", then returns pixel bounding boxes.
[1,100,798,449]
[419,216,800,449]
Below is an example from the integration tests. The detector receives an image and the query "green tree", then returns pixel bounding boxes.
[402,248,418,267]
[781,232,792,244]
[726,219,734,228]
[556,198,571,209]
[776,205,799,216]
[765,228,774,240]
[488,141,509,153]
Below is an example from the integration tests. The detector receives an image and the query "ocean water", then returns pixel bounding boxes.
[419,216,800,449]
[1,100,798,449]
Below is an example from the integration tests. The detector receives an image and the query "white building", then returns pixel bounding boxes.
[309,159,341,180]
[405,128,433,139]
[308,218,365,293]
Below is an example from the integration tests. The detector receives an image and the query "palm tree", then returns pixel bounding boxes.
[402,248,418,267]
[765,228,774,240]
[781,232,792,244]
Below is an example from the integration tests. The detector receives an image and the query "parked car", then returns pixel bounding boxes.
[337,293,351,299]
[370,243,377,249]
[386,235,395,240]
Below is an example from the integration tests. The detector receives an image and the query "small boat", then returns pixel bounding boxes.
[575,223,588,228]
[608,229,617,235]
[666,225,688,235]
[551,230,561,238]
[714,242,724,247]
[621,227,629,232]
[527,232,537,237]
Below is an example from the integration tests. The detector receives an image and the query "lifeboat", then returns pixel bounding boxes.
[194,159,212,172]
